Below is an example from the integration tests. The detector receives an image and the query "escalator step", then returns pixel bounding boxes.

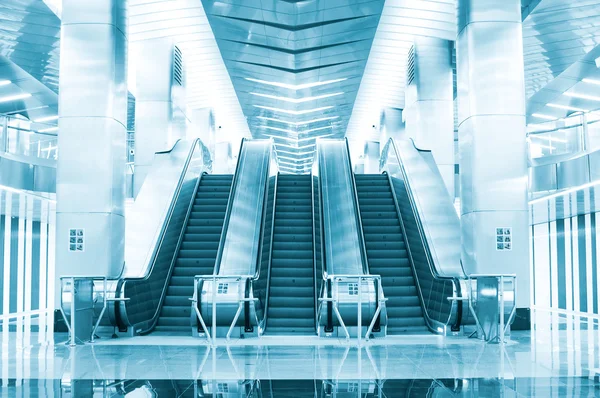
[266,177,315,335]
[155,175,233,332]
[356,174,427,335]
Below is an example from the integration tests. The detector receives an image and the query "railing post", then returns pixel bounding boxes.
[357,276,362,346]
[1,116,7,153]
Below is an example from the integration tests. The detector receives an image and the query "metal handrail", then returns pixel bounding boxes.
[384,138,466,280]
[256,168,278,331]
[191,274,259,345]
[343,138,370,276]
[317,274,387,343]
[213,138,247,276]
[384,171,449,333]
[114,139,207,331]
[381,138,464,329]
[251,143,277,282]
[310,170,319,332]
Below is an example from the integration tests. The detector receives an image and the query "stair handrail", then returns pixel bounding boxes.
[253,165,278,332]
[381,137,464,330]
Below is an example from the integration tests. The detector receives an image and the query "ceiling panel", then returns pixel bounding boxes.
[201,0,385,173]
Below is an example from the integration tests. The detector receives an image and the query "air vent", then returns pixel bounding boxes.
[406,45,416,86]
[173,46,184,86]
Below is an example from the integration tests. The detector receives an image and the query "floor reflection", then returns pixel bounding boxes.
[2,376,599,397]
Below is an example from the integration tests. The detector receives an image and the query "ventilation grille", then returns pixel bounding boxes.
[173,46,184,86]
[406,45,416,86]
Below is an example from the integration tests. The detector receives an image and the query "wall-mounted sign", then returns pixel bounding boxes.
[496,227,512,251]
[69,229,85,252]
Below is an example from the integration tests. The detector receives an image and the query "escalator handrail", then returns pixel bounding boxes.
[385,137,466,279]
[254,169,278,330]
[213,138,247,276]
[344,138,370,276]
[251,144,277,282]
[310,169,321,330]
[382,137,464,328]
[116,138,207,331]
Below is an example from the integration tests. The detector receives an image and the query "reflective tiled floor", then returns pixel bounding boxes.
[0,310,599,397]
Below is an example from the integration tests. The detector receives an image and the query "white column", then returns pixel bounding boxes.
[457,0,530,310]
[190,108,215,158]
[133,38,186,196]
[214,141,233,174]
[380,107,406,142]
[56,0,128,296]
[404,38,455,198]
[363,141,380,174]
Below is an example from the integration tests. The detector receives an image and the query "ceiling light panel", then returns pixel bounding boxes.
[250,92,344,103]
[245,77,347,90]
[254,105,334,115]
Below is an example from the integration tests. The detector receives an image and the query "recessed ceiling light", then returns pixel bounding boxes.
[254,105,334,115]
[256,115,339,126]
[531,113,556,121]
[582,78,600,85]
[546,103,588,113]
[0,80,11,87]
[245,77,347,90]
[34,115,59,123]
[275,149,314,157]
[250,92,343,103]
[0,93,31,103]
[564,92,600,102]
[528,135,567,143]
[38,127,58,133]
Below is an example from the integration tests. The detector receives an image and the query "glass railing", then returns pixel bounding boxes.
[1,115,58,163]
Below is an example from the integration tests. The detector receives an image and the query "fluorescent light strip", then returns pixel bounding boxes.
[34,115,59,123]
[529,135,568,143]
[276,143,316,149]
[250,92,343,103]
[256,116,339,126]
[38,127,58,133]
[0,93,31,103]
[531,143,555,150]
[582,78,600,86]
[304,125,334,134]
[275,149,315,157]
[564,92,600,102]
[546,103,588,113]
[277,154,314,162]
[261,125,296,134]
[0,80,11,87]
[266,133,335,143]
[254,105,334,115]
[529,180,600,205]
[531,113,556,121]
[245,77,347,90]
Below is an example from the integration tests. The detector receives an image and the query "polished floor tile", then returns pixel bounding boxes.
[0,310,599,396]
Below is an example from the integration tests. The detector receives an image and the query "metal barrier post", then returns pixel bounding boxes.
[357,276,362,346]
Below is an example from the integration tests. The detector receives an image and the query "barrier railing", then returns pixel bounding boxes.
[59,276,129,346]
[317,275,387,344]
[190,275,259,345]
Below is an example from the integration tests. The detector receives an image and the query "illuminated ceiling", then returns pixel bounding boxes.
[201,0,385,174]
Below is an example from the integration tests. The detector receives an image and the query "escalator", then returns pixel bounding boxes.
[154,174,233,333]
[354,174,428,334]
[265,174,315,335]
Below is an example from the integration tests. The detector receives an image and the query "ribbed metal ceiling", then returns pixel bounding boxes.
[201,0,385,174]
[130,0,250,148]
[0,0,60,122]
